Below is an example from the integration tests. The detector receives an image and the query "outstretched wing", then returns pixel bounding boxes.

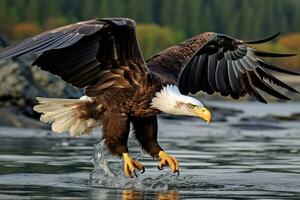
[147,32,214,84]
[147,32,299,103]
[0,18,147,95]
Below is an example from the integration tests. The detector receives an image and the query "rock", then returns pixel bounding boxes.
[0,35,83,128]
[31,67,82,98]
[240,115,280,123]
[241,112,300,122]
[268,113,300,122]
[0,34,9,48]
[0,106,49,129]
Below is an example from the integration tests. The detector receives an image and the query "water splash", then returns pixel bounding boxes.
[89,141,195,190]
[89,141,139,188]
[88,141,225,191]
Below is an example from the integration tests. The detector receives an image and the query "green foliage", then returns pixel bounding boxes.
[0,0,300,39]
[0,0,300,69]
[136,24,184,59]
[13,23,41,40]
[251,35,300,70]
[277,34,300,70]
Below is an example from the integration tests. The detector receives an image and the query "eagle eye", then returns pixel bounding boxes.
[188,104,195,109]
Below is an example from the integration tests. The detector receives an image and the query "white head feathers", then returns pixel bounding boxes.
[151,85,203,116]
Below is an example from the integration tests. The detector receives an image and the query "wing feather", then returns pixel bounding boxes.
[189,56,200,93]
[0,18,147,94]
[215,58,230,96]
[208,54,219,92]
[174,33,299,103]
[197,54,214,94]
[227,60,241,98]
[251,70,290,100]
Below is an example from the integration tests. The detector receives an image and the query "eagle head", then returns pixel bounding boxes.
[151,85,211,123]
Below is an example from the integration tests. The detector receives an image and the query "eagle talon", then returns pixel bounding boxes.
[141,167,145,174]
[133,170,138,178]
[122,153,144,178]
[158,151,179,174]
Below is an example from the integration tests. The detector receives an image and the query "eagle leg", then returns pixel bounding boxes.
[122,153,145,178]
[102,113,145,177]
[131,115,163,157]
[158,151,179,175]
[131,116,180,175]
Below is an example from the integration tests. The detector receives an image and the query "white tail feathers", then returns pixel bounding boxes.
[33,96,99,136]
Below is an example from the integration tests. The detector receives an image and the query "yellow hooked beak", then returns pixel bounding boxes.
[193,106,212,123]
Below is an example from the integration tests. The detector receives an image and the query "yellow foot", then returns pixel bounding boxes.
[122,153,145,178]
[158,151,179,175]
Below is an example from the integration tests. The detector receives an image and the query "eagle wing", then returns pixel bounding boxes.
[0,18,147,96]
[147,32,299,103]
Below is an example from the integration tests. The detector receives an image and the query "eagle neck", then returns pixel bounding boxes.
[150,85,182,114]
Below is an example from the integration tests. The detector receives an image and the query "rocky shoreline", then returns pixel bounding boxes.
[0,35,82,128]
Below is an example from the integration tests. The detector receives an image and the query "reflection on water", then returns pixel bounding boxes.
[120,190,180,200]
[0,102,300,199]
[121,190,179,200]
[122,190,143,200]
[157,191,180,200]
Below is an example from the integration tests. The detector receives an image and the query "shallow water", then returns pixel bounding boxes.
[0,102,300,199]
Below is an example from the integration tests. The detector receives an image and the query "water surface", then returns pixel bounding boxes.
[0,102,300,199]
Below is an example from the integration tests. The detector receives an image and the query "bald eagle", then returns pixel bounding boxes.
[0,18,298,177]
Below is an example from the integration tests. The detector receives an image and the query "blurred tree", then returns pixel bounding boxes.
[201,5,216,33]
[13,23,40,40]
[0,0,300,69]
[82,0,97,19]
[136,24,184,59]
[277,33,300,70]
[1,0,300,39]
[44,17,69,30]
[0,0,10,35]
